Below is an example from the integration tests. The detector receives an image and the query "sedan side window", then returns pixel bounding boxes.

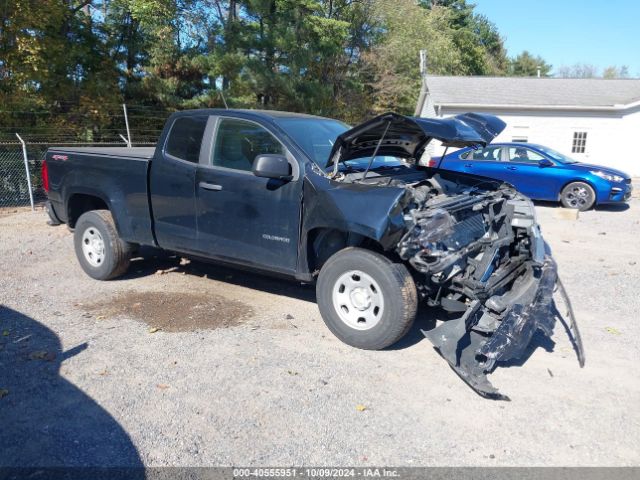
[507,147,545,164]
[212,118,285,172]
[463,146,501,161]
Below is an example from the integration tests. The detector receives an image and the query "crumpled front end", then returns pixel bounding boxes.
[396,180,584,399]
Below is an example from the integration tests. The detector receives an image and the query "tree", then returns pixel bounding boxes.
[508,51,552,77]
[362,0,464,115]
[555,63,599,78]
[420,0,508,75]
[602,65,629,79]
[0,0,570,138]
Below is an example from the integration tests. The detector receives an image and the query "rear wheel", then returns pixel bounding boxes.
[74,210,132,280]
[560,181,595,211]
[316,247,417,350]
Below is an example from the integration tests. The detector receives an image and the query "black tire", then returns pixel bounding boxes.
[73,210,132,280]
[316,247,418,350]
[560,181,596,211]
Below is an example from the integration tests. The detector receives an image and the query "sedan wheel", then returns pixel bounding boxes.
[560,182,595,211]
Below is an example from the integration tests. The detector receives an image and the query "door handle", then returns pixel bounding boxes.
[506,166,517,170]
[464,163,473,168]
[199,182,222,191]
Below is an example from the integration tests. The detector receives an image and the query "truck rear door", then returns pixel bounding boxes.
[149,115,208,252]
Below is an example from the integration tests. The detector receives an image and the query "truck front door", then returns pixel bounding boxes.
[194,116,302,274]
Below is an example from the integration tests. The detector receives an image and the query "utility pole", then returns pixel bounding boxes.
[414,50,428,117]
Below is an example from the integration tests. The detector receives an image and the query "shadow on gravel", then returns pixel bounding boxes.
[119,247,439,346]
[533,199,630,212]
[385,303,440,350]
[121,246,316,303]
[0,306,143,470]
[594,203,630,212]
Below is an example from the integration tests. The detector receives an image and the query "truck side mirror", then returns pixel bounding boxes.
[252,154,292,180]
[538,158,554,167]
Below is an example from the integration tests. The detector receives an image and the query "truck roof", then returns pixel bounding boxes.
[171,108,331,121]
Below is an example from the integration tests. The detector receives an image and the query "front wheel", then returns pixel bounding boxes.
[73,210,132,280]
[560,181,596,211]
[316,247,418,350]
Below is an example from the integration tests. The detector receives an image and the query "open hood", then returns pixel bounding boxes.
[326,112,506,167]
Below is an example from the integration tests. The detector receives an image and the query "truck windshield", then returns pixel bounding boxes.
[275,117,349,166]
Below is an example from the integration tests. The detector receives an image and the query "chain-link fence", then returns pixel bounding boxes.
[0,140,156,209]
[0,143,31,207]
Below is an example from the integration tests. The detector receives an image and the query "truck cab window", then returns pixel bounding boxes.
[165,116,208,163]
[212,118,284,172]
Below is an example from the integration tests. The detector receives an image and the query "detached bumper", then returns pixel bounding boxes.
[423,256,585,400]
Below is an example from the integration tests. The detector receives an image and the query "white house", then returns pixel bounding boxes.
[417,76,640,175]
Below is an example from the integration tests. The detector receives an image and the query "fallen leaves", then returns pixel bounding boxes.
[148,327,161,334]
[355,404,367,412]
[156,383,170,390]
[605,327,621,335]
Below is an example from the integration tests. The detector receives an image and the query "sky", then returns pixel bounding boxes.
[473,0,640,77]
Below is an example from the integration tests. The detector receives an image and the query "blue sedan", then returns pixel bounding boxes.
[439,143,633,210]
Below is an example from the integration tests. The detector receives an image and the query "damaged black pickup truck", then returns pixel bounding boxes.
[43,109,584,398]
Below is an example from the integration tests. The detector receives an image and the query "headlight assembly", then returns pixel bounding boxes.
[590,170,624,183]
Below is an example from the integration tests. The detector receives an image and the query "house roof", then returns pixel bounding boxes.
[424,76,640,110]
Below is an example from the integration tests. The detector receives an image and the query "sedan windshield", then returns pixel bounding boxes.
[274,117,349,166]
[342,156,406,171]
[537,146,579,164]
[275,117,408,173]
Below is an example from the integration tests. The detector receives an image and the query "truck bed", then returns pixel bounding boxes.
[48,146,155,160]
[45,146,156,246]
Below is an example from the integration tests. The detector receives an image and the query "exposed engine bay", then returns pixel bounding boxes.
[322,112,584,399]
[336,169,584,399]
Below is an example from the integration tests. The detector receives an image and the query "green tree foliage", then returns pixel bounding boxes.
[602,65,630,79]
[508,51,552,77]
[363,1,463,115]
[0,0,549,139]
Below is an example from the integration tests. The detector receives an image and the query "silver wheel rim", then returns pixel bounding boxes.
[564,185,592,208]
[81,227,105,267]
[331,270,384,330]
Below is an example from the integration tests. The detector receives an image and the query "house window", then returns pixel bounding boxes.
[572,132,587,153]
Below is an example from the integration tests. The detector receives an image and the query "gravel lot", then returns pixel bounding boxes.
[1,199,639,467]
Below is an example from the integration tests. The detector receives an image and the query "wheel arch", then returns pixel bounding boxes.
[305,227,387,275]
[66,192,111,228]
